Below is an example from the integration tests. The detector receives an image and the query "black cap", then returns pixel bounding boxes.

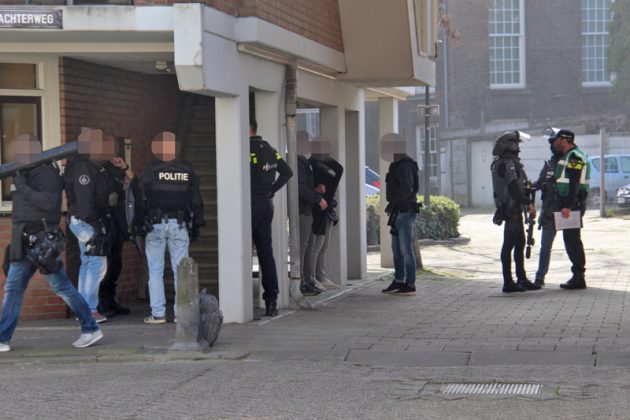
[555,129,575,142]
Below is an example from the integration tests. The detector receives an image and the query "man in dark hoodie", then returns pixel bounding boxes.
[0,135,102,352]
[381,135,420,296]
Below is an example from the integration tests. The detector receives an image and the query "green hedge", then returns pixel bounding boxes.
[366,194,461,240]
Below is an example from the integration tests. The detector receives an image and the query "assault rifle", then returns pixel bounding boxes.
[524,181,536,259]
[0,141,79,180]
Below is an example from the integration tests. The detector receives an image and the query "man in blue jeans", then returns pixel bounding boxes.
[0,134,102,352]
[381,135,420,296]
[135,132,205,324]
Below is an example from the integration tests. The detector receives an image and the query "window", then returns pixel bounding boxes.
[591,157,619,173]
[488,0,525,89]
[620,156,630,173]
[581,0,613,86]
[414,0,438,58]
[417,125,438,178]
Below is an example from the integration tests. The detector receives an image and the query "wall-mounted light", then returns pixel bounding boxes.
[155,60,172,73]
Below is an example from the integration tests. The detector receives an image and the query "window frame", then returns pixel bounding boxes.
[581,0,613,87]
[488,0,526,90]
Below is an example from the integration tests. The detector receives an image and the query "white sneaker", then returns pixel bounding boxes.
[313,279,327,292]
[318,278,340,289]
[0,342,10,352]
[72,329,104,348]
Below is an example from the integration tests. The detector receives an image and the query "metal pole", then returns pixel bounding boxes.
[423,86,431,206]
[600,128,607,217]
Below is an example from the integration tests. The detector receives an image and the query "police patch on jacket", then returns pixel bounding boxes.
[79,174,90,185]
[155,170,190,183]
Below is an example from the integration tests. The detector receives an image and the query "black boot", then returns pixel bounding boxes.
[560,277,587,290]
[534,278,545,287]
[97,293,116,318]
[111,300,130,315]
[517,278,541,290]
[502,281,526,293]
[264,301,278,317]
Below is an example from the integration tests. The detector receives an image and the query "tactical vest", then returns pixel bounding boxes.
[250,139,280,200]
[491,156,527,211]
[554,146,590,197]
[146,161,194,214]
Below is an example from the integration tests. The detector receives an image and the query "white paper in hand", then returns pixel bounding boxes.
[553,211,582,230]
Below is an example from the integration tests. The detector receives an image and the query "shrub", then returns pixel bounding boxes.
[365,194,461,241]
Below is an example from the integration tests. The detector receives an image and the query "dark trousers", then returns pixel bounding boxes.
[252,199,279,303]
[563,228,586,279]
[501,213,526,283]
[99,233,124,302]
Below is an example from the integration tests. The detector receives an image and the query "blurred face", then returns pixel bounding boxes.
[151,132,177,161]
[553,137,569,154]
[11,134,41,164]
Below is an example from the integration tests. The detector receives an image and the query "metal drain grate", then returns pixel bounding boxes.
[441,383,541,395]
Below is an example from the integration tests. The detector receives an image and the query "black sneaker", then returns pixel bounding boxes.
[516,278,541,290]
[111,302,130,315]
[300,283,321,296]
[382,280,404,293]
[502,282,526,293]
[392,284,416,296]
[560,278,587,290]
[97,303,116,318]
[534,278,545,287]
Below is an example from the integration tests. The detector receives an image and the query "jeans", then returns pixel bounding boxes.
[251,199,279,303]
[391,211,418,286]
[535,225,557,281]
[69,216,107,313]
[0,253,99,343]
[145,218,189,318]
[304,218,333,284]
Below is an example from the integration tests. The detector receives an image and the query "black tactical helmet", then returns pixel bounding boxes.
[492,130,521,156]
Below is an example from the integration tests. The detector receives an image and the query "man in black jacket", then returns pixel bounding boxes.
[381,136,420,296]
[250,120,293,317]
[0,135,102,352]
[66,129,115,323]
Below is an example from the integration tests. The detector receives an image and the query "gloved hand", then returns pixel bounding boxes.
[13,171,28,192]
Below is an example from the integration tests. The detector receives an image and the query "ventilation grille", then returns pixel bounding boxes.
[441,383,541,395]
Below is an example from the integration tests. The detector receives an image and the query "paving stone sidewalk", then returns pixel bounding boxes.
[3,210,630,367]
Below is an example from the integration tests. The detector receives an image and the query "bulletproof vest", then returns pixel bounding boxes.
[250,138,280,200]
[491,156,526,210]
[64,156,110,218]
[12,163,62,225]
[146,160,194,213]
[539,158,558,204]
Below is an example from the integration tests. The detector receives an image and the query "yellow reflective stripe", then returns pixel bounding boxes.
[250,153,257,164]
[275,152,281,160]
[567,161,584,170]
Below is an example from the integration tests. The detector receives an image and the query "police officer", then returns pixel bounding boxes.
[533,128,564,287]
[549,129,590,289]
[0,135,102,352]
[250,119,293,317]
[380,134,420,296]
[66,129,114,323]
[97,155,134,317]
[491,131,540,293]
[136,132,205,324]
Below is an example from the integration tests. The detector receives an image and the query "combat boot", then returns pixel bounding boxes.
[560,277,587,290]
[111,301,130,315]
[97,295,116,318]
[502,281,526,293]
[534,278,545,288]
[516,278,541,290]
[264,300,278,317]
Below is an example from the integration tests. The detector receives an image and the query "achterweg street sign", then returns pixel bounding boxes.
[0,10,62,29]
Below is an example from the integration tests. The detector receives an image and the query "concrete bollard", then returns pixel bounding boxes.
[169,257,209,353]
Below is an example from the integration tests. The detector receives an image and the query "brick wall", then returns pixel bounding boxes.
[132,0,344,52]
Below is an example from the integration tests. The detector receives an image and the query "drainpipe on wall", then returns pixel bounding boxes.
[284,61,312,309]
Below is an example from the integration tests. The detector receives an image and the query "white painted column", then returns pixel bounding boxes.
[378,97,398,268]
[216,93,253,323]
[344,109,367,280]
[320,105,348,284]
[255,91,289,308]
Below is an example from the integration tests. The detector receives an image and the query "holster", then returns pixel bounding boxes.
[85,220,110,256]
[24,225,66,274]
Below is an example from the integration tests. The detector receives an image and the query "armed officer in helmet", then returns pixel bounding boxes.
[136,132,205,324]
[66,129,115,323]
[491,131,540,293]
[549,129,590,290]
[0,135,102,353]
[249,119,293,317]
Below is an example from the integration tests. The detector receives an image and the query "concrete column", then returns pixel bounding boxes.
[344,109,367,280]
[216,93,253,323]
[378,97,398,268]
[320,105,347,285]
[255,91,289,308]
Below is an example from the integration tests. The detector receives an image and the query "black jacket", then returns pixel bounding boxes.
[65,155,109,222]
[102,161,130,241]
[385,155,419,210]
[298,155,322,216]
[311,156,343,235]
[11,162,63,260]
[250,136,293,203]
